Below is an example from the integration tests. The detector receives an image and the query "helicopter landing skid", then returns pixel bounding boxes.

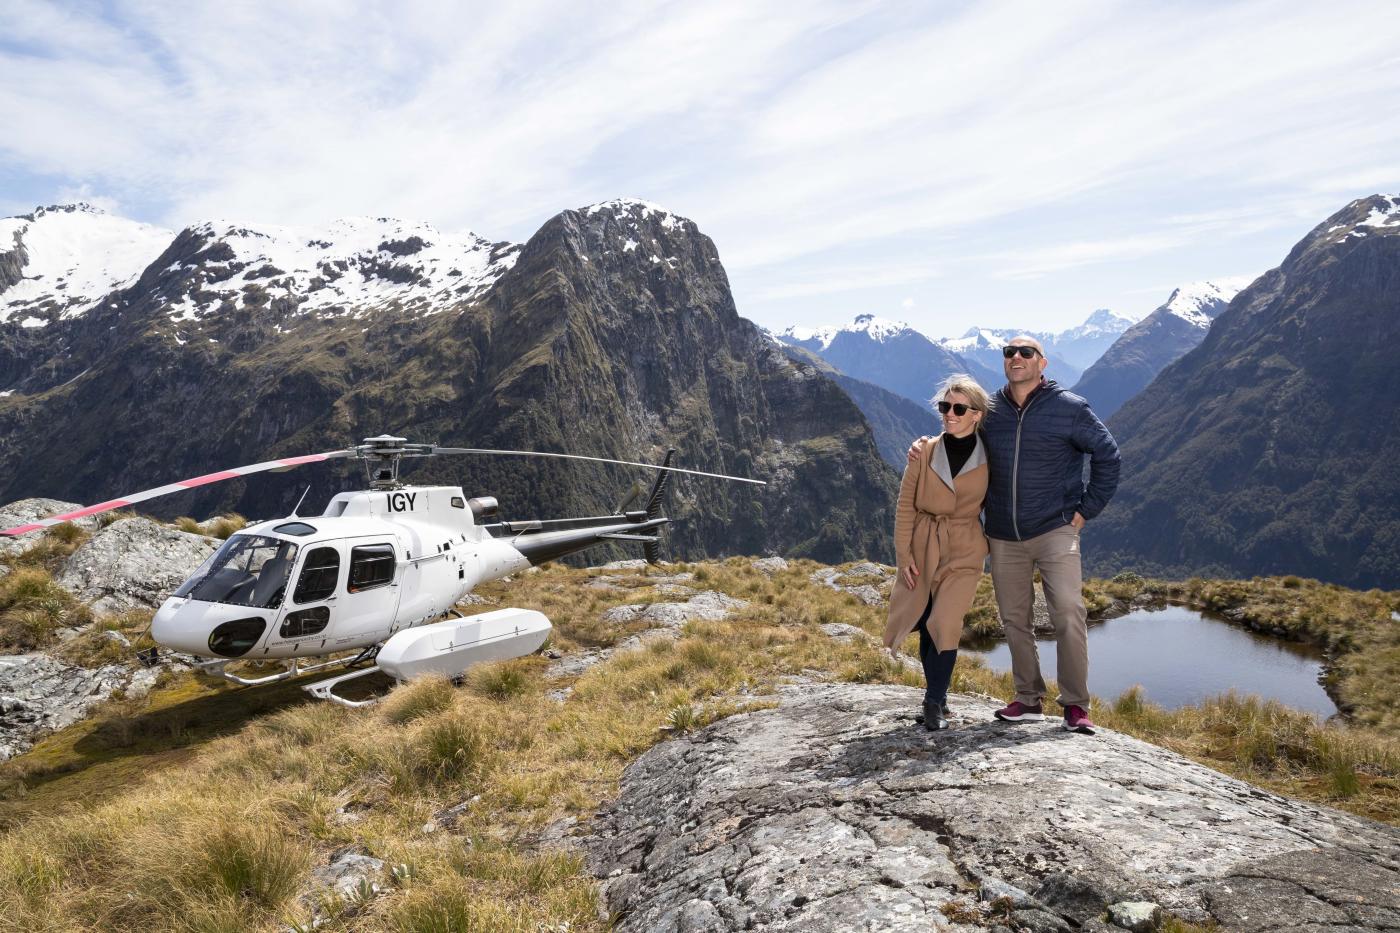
[301,665,386,708]
[198,655,350,687]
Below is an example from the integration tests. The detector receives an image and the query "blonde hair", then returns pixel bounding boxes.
[930,373,993,429]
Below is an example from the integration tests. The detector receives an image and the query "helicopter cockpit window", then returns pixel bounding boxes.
[348,543,396,592]
[293,546,340,604]
[182,535,299,610]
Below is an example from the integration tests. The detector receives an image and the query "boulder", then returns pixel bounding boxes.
[0,653,129,760]
[1108,901,1163,932]
[57,517,219,614]
[751,556,789,575]
[0,498,91,560]
[583,683,1400,932]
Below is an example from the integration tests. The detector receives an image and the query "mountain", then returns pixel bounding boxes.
[1089,194,1400,588]
[775,314,1001,407]
[1072,280,1249,418]
[771,340,933,468]
[939,308,1137,387]
[0,198,898,564]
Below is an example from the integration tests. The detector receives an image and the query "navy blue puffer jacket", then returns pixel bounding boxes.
[981,380,1121,541]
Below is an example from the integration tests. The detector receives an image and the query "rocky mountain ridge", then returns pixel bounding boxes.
[938,308,1137,387]
[1090,193,1400,588]
[0,198,897,565]
[773,313,1001,407]
[1072,279,1247,419]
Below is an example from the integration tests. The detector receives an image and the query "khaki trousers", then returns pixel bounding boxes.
[988,525,1089,708]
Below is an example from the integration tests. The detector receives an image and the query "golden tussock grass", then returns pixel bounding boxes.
[0,557,1394,930]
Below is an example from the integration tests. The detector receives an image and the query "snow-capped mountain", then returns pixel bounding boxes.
[1091,193,1400,587]
[1156,279,1252,329]
[1,202,524,330]
[0,203,173,326]
[775,314,1000,408]
[937,309,1137,387]
[1072,279,1250,419]
[161,216,520,324]
[0,196,900,564]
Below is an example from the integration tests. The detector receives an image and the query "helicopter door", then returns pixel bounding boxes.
[276,544,343,649]
[335,538,404,642]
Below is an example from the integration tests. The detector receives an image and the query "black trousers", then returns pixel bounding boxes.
[914,595,958,706]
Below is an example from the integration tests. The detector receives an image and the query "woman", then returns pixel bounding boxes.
[883,374,992,731]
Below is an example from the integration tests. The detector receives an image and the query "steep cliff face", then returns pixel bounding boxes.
[1090,195,1400,587]
[0,199,896,563]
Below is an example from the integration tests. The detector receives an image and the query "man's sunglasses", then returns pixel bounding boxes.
[937,401,973,416]
[1002,345,1041,359]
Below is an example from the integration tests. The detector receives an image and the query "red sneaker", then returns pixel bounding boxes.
[994,700,1044,722]
[1063,705,1096,734]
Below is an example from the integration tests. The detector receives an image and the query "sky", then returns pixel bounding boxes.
[2,0,1398,338]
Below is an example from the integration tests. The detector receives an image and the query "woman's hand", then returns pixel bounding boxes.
[901,560,919,590]
[906,435,931,463]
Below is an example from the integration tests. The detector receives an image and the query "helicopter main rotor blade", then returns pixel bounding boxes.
[431,448,766,486]
[0,449,356,537]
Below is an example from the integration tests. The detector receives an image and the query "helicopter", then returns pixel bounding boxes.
[0,435,764,706]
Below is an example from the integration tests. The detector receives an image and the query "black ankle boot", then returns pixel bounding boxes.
[922,701,949,731]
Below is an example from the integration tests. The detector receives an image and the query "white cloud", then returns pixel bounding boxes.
[1,0,1397,330]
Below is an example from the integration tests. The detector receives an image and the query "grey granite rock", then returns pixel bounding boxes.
[751,557,789,575]
[0,498,92,560]
[1108,901,1163,932]
[582,683,1400,932]
[0,653,130,760]
[57,517,219,614]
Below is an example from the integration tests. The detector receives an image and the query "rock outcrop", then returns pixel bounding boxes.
[583,683,1400,931]
[0,498,89,560]
[0,653,158,760]
[56,517,219,614]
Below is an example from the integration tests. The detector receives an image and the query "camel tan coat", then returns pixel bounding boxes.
[883,433,990,654]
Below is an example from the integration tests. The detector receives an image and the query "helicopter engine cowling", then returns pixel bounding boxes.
[377,608,551,682]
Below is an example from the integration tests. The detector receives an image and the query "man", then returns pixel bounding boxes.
[910,336,1120,734]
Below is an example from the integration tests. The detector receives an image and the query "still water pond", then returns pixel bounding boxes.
[970,605,1337,718]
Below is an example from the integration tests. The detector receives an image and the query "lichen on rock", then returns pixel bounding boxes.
[582,682,1400,931]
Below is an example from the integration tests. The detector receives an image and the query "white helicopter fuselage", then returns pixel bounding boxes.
[151,486,531,661]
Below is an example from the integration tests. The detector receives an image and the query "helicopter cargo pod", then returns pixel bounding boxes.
[376,608,551,682]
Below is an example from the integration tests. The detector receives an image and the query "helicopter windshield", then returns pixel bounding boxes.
[175,534,299,610]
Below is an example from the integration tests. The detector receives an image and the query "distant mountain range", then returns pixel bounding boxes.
[774,314,1002,406]
[1072,280,1248,419]
[1090,193,1400,588]
[0,199,898,564]
[938,309,1137,388]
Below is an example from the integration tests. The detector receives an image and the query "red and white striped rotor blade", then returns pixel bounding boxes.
[0,449,355,537]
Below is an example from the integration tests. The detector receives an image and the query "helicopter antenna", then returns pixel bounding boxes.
[288,485,312,518]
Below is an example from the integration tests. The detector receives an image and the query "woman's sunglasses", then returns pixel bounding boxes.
[937,401,973,416]
[1002,345,1040,359]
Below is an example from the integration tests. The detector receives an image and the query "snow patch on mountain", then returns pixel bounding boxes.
[0,204,172,324]
[163,216,520,322]
[1357,194,1400,230]
[1160,279,1251,328]
[584,197,686,232]
[778,314,912,351]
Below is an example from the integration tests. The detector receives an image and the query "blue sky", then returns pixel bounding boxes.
[3,0,1398,337]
